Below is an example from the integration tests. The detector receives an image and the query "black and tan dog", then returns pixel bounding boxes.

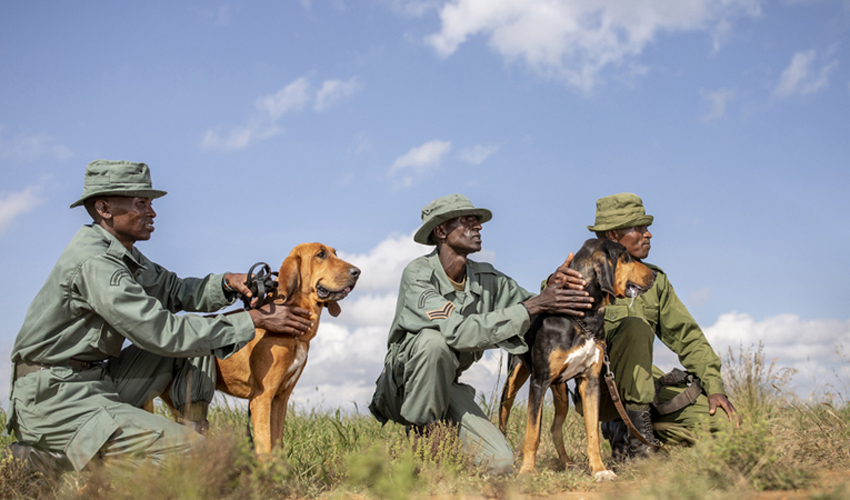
[498,238,655,480]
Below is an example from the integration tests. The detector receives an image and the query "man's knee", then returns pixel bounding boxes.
[409,329,456,369]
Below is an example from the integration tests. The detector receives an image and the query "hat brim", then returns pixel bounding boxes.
[587,214,653,233]
[414,207,493,245]
[70,189,167,208]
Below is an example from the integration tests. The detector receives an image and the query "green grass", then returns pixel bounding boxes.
[1,343,849,499]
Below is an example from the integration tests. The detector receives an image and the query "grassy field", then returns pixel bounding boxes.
[1,343,848,499]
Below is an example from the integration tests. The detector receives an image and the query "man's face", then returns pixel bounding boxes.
[612,225,652,260]
[104,197,157,245]
[438,215,482,254]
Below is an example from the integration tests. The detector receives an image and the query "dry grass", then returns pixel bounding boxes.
[1,342,848,499]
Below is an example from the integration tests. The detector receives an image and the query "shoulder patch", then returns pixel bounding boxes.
[418,289,439,309]
[426,301,455,320]
[110,269,131,286]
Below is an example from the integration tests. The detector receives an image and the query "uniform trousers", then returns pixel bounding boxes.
[401,329,514,475]
[10,344,215,470]
[595,317,732,443]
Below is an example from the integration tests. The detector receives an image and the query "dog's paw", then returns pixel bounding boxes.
[593,470,617,482]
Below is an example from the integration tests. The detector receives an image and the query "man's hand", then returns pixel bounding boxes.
[224,272,256,301]
[708,393,741,427]
[523,287,594,317]
[546,253,587,291]
[248,302,313,336]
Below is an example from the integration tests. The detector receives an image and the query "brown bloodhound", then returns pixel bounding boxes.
[214,243,360,454]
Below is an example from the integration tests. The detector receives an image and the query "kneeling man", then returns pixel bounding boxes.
[369,194,592,475]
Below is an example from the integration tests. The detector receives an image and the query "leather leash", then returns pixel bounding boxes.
[572,317,667,454]
[240,262,278,310]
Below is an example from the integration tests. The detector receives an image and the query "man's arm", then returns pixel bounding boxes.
[75,256,310,359]
[135,256,234,314]
[655,273,739,425]
[393,261,591,352]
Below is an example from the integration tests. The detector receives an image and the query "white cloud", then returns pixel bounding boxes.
[391,139,452,173]
[200,122,284,152]
[257,77,312,119]
[200,75,362,152]
[419,0,762,93]
[0,185,44,238]
[315,77,362,111]
[699,87,735,122]
[389,139,452,187]
[774,50,838,97]
[654,312,850,399]
[338,231,429,291]
[458,144,499,165]
[0,125,73,162]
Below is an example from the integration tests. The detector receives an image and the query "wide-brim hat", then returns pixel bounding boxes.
[587,193,653,232]
[413,194,492,245]
[70,160,167,208]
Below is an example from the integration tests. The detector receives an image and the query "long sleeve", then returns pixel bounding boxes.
[72,253,255,360]
[655,276,725,396]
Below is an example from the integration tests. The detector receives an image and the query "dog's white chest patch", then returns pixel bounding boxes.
[283,344,308,390]
[556,339,599,382]
[289,344,307,373]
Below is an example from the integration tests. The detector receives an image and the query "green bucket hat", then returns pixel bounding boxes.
[587,193,653,232]
[70,160,167,208]
[413,194,492,245]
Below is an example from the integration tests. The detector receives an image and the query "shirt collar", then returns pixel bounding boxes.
[90,223,147,271]
[426,249,483,296]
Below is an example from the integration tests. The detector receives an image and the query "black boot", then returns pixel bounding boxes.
[601,419,629,462]
[625,409,661,458]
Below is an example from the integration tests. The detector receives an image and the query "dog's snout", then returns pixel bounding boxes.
[349,267,361,278]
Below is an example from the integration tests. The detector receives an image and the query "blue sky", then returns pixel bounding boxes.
[1,0,849,411]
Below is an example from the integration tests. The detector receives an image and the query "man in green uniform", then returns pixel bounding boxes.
[369,194,593,475]
[588,193,739,458]
[6,160,314,473]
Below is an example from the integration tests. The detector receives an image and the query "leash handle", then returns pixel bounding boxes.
[241,262,279,310]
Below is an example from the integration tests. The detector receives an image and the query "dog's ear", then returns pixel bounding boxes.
[275,254,301,303]
[597,242,623,301]
[325,301,341,317]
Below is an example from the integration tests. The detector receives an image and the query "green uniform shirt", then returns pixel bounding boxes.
[370,250,535,425]
[7,224,256,468]
[387,249,535,356]
[603,263,726,396]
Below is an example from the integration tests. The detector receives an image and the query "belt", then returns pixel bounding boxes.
[14,359,105,380]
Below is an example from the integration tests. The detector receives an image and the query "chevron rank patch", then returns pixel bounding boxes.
[426,301,455,320]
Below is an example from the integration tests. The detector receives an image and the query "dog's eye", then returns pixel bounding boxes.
[317,250,326,259]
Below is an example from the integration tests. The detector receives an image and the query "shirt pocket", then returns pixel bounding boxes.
[604,304,628,326]
[641,304,660,330]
